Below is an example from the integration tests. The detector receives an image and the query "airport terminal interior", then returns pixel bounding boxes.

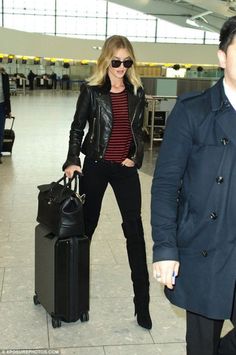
[1,0,236,354]
[0,89,186,354]
[0,82,233,355]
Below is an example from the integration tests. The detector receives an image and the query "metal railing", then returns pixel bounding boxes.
[144,95,177,150]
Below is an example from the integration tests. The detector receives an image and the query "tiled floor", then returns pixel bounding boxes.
[0,90,231,354]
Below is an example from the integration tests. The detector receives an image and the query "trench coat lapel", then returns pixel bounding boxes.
[216,106,236,147]
[210,78,236,147]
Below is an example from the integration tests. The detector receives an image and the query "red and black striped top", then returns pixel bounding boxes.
[104,90,133,163]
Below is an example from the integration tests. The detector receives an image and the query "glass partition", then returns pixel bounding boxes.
[1,0,219,44]
[4,0,55,34]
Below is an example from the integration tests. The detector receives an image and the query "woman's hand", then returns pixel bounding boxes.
[121,158,135,167]
[153,260,180,290]
[64,165,82,179]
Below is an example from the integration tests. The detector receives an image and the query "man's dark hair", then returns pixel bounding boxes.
[219,16,236,52]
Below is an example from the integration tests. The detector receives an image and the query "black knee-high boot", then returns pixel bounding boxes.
[122,217,152,330]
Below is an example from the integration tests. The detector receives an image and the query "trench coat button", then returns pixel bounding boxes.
[221,138,229,145]
[201,250,208,257]
[216,176,224,184]
[210,212,217,220]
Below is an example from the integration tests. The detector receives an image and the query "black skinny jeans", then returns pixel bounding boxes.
[80,157,150,301]
[80,157,143,239]
[80,158,150,306]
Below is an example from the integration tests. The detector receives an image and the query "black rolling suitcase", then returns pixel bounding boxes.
[33,224,90,328]
[2,116,15,154]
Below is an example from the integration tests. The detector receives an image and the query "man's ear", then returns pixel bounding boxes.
[217,49,226,69]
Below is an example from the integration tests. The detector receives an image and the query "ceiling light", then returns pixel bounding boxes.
[229,6,236,12]
[190,11,213,22]
[186,11,219,32]
[186,19,200,27]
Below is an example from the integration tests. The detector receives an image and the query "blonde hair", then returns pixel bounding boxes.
[88,35,142,94]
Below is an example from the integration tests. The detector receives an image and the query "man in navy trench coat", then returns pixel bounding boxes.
[151,16,236,355]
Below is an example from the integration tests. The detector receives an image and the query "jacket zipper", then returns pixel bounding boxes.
[90,117,96,143]
[130,105,139,159]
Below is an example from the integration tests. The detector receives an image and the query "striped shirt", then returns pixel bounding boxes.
[104,90,133,163]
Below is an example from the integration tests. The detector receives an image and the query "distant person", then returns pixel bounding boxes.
[0,67,11,164]
[151,16,236,355]
[57,75,62,89]
[27,70,36,90]
[51,72,57,89]
[42,74,49,89]
[62,74,70,90]
[63,35,152,330]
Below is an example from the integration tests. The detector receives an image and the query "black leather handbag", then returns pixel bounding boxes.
[36,174,85,238]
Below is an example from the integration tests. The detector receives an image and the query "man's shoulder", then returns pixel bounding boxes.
[178,90,207,103]
[177,88,213,114]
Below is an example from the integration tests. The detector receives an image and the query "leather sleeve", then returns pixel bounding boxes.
[63,83,92,170]
[128,88,145,168]
[151,99,193,262]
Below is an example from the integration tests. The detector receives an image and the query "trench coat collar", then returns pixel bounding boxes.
[210,76,230,112]
[98,74,134,95]
[211,76,236,147]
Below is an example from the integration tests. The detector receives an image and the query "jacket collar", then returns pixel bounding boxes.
[98,74,134,95]
[210,76,230,112]
[211,76,236,147]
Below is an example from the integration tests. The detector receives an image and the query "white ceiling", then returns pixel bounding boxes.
[110,0,236,33]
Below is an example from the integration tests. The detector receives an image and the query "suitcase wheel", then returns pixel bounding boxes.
[52,317,61,328]
[33,294,40,305]
[80,311,89,322]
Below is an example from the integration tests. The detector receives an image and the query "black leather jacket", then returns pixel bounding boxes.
[63,75,145,169]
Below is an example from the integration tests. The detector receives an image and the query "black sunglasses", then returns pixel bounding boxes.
[111,59,133,68]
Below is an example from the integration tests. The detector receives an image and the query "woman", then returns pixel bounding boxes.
[63,35,152,330]
[0,67,11,164]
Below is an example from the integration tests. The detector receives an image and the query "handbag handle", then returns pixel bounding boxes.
[37,172,85,204]
[53,172,84,204]
[56,172,81,192]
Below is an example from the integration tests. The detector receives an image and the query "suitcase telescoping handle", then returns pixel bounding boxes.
[5,115,15,131]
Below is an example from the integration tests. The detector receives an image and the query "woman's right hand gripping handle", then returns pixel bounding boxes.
[64,165,82,179]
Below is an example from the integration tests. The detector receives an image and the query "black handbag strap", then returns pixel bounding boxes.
[56,172,81,193]
[38,172,85,204]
